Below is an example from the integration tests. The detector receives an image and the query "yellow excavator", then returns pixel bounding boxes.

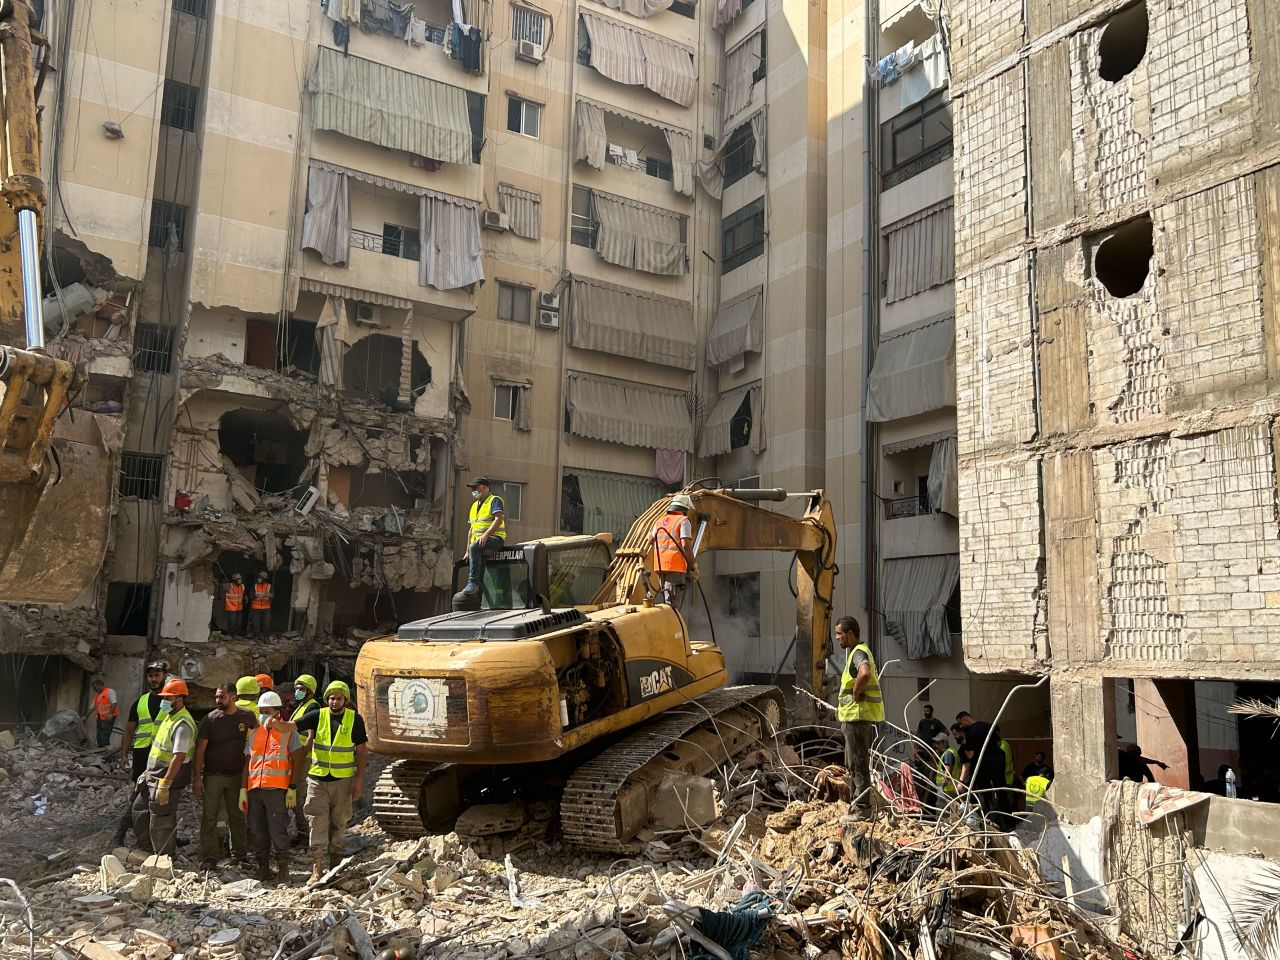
[356,487,837,852]
[0,0,113,603]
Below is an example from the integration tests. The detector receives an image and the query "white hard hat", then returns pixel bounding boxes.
[258,691,283,709]
[669,494,694,512]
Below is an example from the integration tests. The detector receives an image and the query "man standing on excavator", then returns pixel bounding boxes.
[651,494,695,608]
[454,477,505,605]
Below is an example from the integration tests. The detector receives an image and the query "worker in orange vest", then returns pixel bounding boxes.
[651,494,695,608]
[239,691,301,884]
[85,678,119,748]
[249,571,273,637]
[224,573,246,635]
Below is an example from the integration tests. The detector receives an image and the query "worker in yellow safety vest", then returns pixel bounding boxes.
[455,476,506,604]
[86,678,119,748]
[239,691,301,884]
[131,678,198,855]
[651,493,695,608]
[935,724,965,799]
[294,681,368,883]
[111,660,168,849]
[1025,774,1051,807]
[835,616,882,818]
[288,674,321,843]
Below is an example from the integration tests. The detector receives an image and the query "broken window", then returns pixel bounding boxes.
[211,552,294,635]
[1092,215,1153,298]
[218,409,307,495]
[722,122,756,188]
[380,223,421,261]
[494,384,520,422]
[244,318,321,376]
[343,334,432,409]
[560,472,584,534]
[133,323,174,374]
[349,468,431,509]
[106,582,152,635]
[729,391,753,449]
[119,452,164,499]
[1098,2,1148,82]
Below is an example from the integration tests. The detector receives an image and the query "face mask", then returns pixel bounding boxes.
[295,688,308,700]
[259,712,272,724]
[159,700,174,714]
[471,490,480,499]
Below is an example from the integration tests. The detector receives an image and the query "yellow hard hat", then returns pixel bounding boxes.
[295,674,317,693]
[324,680,351,701]
[235,676,260,696]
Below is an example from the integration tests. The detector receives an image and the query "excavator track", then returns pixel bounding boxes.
[560,685,784,853]
[373,760,457,838]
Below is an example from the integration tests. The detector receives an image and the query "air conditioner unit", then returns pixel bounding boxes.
[538,290,560,311]
[536,309,561,330]
[515,39,544,64]
[295,485,320,516]
[355,303,378,325]
[481,209,510,231]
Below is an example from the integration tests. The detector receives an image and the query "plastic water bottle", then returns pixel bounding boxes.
[1225,768,1237,798]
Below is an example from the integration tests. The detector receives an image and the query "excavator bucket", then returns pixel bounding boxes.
[0,347,114,604]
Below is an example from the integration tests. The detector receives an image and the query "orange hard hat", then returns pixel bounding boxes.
[161,678,189,697]
[255,673,274,690]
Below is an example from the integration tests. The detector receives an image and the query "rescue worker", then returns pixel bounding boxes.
[255,673,275,693]
[131,678,197,855]
[1025,773,1052,807]
[454,477,505,603]
[289,675,321,844]
[651,494,695,608]
[111,660,167,848]
[935,726,964,805]
[235,676,261,712]
[835,616,881,819]
[239,691,301,884]
[86,678,119,748]
[193,681,256,869]
[224,573,246,635]
[249,572,272,637]
[295,681,368,883]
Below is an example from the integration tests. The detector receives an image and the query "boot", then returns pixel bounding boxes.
[307,852,325,885]
[255,857,272,882]
[275,858,291,886]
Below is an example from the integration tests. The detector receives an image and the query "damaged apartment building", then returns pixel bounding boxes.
[952,0,1280,870]
[1,0,831,723]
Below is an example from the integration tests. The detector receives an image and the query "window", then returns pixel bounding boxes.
[645,156,674,182]
[570,185,599,248]
[118,452,164,500]
[495,384,521,422]
[732,475,760,490]
[467,91,486,163]
[491,481,523,522]
[880,89,952,179]
[752,30,767,82]
[380,223,421,260]
[132,322,174,374]
[497,281,533,324]
[577,18,591,66]
[721,198,764,273]
[507,96,541,138]
[172,0,208,16]
[512,6,547,45]
[669,0,695,16]
[729,392,753,449]
[148,200,188,252]
[160,80,200,132]
[722,122,755,187]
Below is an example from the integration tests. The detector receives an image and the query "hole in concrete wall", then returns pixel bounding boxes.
[342,334,431,410]
[349,468,431,509]
[0,654,82,730]
[106,582,152,635]
[1098,2,1148,82]
[1093,216,1153,298]
[210,550,294,635]
[218,409,307,494]
[245,317,321,377]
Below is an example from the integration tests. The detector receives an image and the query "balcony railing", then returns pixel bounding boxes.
[885,496,928,519]
[351,228,419,261]
[605,151,673,184]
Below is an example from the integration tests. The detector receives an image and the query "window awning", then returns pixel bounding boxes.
[571,468,670,542]
[298,276,412,311]
[568,277,695,370]
[723,31,763,126]
[566,372,692,451]
[865,315,955,422]
[592,191,687,275]
[498,184,541,240]
[927,435,957,516]
[706,285,763,371]
[581,11,695,106]
[310,159,477,206]
[698,381,762,457]
[595,0,676,18]
[884,199,954,303]
[881,554,959,659]
[574,100,608,170]
[882,429,954,456]
[308,47,472,164]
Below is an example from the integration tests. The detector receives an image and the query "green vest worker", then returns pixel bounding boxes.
[111,660,169,848]
[131,677,198,856]
[295,681,368,883]
[835,615,881,818]
[1025,774,1051,806]
[457,476,506,601]
[288,674,322,842]
[235,676,261,712]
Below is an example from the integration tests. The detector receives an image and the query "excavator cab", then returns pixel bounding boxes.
[448,535,614,611]
[0,0,113,603]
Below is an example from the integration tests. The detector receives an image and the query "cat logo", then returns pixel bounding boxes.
[639,665,674,699]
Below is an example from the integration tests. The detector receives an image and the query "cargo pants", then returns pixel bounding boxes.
[304,777,354,858]
[131,763,192,855]
[199,772,247,860]
[248,788,291,859]
[842,720,875,812]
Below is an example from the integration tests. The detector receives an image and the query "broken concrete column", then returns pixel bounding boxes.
[1047,675,1116,820]
[398,311,413,407]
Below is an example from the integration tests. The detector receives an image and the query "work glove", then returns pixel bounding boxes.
[239,788,249,813]
[286,787,297,810]
[154,778,172,806]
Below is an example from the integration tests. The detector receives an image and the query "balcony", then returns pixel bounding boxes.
[327,0,485,86]
[885,495,926,519]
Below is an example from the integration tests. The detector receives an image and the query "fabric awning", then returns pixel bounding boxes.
[571,469,670,542]
[882,428,954,456]
[723,31,763,126]
[595,0,674,16]
[310,159,478,206]
[881,555,959,659]
[498,184,541,240]
[706,285,763,371]
[665,128,694,198]
[300,166,350,267]
[927,435,958,516]
[568,277,695,370]
[308,47,472,164]
[419,196,484,290]
[566,372,692,451]
[884,200,954,303]
[574,100,607,170]
[298,276,412,311]
[592,191,687,275]
[866,315,955,421]
[699,381,762,457]
[581,11,695,106]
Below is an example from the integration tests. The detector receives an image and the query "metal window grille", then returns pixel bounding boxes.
[173,0,208,16]
[645,156,673,182]
[722,123,755,187]
[132,323,174,374]
[118,452,165,500]
[161,80,200,132]
[148,200,188,252]
[512,7,546,45]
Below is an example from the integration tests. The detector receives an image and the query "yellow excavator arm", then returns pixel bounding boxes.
[592,487,838,723]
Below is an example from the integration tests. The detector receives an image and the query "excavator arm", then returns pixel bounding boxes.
[592,487,838,723]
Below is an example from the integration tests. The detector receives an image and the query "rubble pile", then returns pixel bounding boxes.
[0,732,1144,960]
